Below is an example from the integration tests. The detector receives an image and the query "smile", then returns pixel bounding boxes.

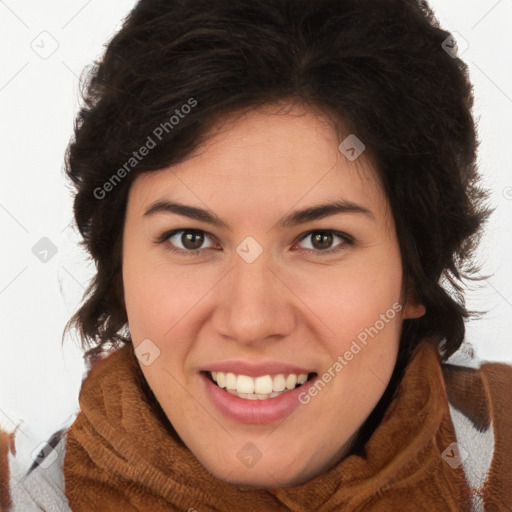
[208,371,316,400]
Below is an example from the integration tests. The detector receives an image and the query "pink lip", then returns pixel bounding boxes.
[201,372,318,424]
[204,361,314,377]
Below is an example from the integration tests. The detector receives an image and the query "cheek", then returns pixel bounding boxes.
[123,242,175,339]
[288,245,404,387]
[122,251,219,352]
[292,260,402,340]
[296,264,403,436]
[123,264,172,340]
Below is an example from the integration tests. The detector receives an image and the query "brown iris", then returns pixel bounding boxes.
[181,230,205,250]
[310,232,334,250]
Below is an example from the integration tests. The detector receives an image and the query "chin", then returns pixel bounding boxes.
[202,455,314,489]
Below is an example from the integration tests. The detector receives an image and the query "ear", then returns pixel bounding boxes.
[400,278,426,319]
[403,302,426,319]
[402,298,426,319]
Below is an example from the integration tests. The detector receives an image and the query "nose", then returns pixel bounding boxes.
[211,250,297,346]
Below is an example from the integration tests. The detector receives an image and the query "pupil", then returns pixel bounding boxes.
[183,231,204,250]
[313,232,333,250]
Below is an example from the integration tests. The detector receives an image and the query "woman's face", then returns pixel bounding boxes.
[122,104,424,487]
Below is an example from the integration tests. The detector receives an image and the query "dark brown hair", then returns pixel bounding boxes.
[64,0,489,374]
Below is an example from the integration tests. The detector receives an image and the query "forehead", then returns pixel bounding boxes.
[127,105,386,218]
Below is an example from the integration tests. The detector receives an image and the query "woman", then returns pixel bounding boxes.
[1,0,511,510]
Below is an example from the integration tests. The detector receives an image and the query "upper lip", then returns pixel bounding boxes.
[203,361,316,377]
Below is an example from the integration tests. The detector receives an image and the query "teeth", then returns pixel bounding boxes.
[225,372,237,390]
[237,375,255,394]
[285,374,297,390]
[254,375,273,394]
[273,374,286,392]
[216,372,226,388]
[210,370,310,400]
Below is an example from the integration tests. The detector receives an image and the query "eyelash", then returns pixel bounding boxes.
[155,229,354,257]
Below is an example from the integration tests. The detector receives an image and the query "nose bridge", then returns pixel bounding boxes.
[215,249,295,344]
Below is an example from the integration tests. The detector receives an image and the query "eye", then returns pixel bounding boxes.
[156,228,353,257]
[157,229,218,255]
[295,231,352,255]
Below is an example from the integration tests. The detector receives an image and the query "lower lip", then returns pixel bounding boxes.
[201,372,317,424]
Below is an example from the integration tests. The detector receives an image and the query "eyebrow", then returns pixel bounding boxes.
[143,199,375,229]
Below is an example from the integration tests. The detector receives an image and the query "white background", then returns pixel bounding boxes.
[1,0,511,464]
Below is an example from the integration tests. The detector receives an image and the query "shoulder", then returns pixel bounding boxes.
[441,342,512,511]
[1,425,72,512]
[0,349,128,512]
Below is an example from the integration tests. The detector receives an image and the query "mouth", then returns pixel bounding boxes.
[203,370,318,401]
